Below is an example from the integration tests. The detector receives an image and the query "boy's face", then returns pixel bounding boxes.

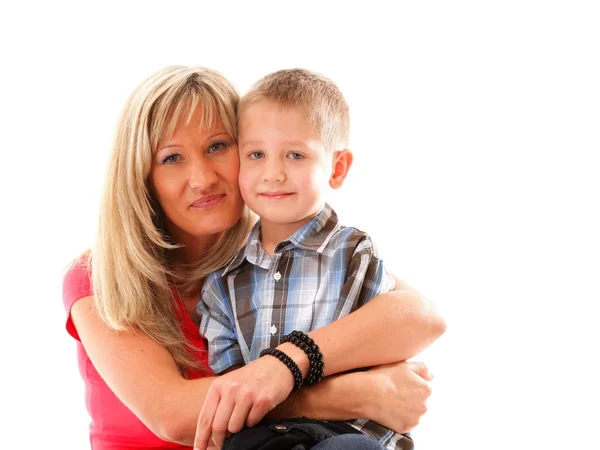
[238,101,333,228]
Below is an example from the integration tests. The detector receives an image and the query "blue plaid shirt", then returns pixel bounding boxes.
[198,204,412,449]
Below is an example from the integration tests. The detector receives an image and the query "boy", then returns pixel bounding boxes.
[198,69,413,450]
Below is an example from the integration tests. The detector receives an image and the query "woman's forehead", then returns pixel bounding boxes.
[158,104,221,141]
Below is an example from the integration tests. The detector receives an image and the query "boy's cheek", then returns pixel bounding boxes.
[237,172,254,198]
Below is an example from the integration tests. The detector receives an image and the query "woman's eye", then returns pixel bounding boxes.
[162,154,181,164]
[288,152,304,160]
[208,141,227,154]
[249,151,264,160]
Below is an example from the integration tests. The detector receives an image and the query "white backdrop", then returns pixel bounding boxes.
[1,1,599,449]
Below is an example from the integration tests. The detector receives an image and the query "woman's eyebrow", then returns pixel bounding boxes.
[158,130,230,151]
[158,144,181,151]
[206,130,230,140]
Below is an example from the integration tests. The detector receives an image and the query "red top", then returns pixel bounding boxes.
[62,258,212,450]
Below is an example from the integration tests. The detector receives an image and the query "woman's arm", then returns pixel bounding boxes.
[193,285,445,449]
[70,296,214,443]
[282,282,445,377]
[274,360,434,433]
[72,295,436,447]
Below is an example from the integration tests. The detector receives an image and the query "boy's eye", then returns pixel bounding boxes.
[288,152,304,160]
[162,154,181,164]
[248,151,264,160]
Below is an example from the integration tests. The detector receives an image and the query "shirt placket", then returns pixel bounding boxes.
[268,251,288,348]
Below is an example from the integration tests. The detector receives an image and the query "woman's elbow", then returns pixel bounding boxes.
[144,410,194,445]
[154,420,193,446]
[428,311,447,340]
[403,292,447,340]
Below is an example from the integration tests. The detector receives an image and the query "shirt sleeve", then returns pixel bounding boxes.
[62,254,93,341]
[334,233,396,320]
[197,272,244,374]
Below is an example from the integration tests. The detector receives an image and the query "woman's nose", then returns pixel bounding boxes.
[188,162,218,191]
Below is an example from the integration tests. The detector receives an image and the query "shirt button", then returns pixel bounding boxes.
[270,325,277,335]
[274,271,282,281]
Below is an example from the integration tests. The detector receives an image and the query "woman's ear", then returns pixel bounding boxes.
[329,149,353,189]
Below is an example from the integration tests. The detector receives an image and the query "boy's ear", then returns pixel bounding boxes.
[329,149,353,189]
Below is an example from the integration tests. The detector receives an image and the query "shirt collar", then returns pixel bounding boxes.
[221,203,340,276]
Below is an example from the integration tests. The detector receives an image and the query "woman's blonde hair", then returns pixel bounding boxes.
[91,65,254,376]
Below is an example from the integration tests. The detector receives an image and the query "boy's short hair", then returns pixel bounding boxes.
[239,68,350,151]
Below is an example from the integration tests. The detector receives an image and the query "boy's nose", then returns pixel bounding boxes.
[263,160,287,183]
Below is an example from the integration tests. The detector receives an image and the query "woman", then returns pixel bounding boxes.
[63,65,445,450]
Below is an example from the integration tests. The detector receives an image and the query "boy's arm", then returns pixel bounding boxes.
[333,233,395,318]
[197,274,244,374]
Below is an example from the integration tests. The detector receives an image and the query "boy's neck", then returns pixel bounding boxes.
[259,212,319,258]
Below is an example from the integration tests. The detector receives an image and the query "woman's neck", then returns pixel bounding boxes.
[169,232,222,266]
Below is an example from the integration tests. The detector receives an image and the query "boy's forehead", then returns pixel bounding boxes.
[239,101,316,133]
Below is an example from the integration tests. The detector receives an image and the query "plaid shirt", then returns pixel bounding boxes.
[198,204,413,450]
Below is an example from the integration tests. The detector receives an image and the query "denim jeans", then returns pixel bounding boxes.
[223,418,376,450]
[312,434,386,450]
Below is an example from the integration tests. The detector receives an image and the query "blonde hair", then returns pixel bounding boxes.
[239,68,350,151]
[91,65,254,376]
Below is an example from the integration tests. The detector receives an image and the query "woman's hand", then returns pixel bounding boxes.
[365,360,434,433]
[193,355,296,450]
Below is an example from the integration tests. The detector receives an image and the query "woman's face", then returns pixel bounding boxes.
[150,107,243,249]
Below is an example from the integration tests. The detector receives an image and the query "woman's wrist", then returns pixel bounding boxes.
[276,342,310,379]
[269,370,371,421]
[356,370,386,421]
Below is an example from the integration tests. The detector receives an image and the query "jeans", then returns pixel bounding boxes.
[311,434,386,450]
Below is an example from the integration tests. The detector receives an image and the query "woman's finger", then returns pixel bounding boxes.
[210,394,236,449]
[194,388,220,450]
[228,396,253,434]
[409,361,434,381]
[245,397,271,428]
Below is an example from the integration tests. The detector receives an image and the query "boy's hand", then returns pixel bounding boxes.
[193,356,295,450]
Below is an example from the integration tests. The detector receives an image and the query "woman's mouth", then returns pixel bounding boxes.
[191,194,225,209]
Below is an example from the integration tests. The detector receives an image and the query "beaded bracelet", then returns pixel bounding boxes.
[259,347,304,390]
[281,330,324,386]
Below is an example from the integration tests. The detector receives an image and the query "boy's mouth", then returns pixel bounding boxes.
[259,191,294,200]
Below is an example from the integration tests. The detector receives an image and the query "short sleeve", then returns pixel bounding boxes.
[198,271,244,373]
[62,255,93,341]
[334,232,396,319]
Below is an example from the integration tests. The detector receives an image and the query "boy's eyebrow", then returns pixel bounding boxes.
[239,139,263,148]
[240,138,313,149]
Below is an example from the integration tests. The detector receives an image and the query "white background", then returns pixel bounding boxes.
[1,1,599,449]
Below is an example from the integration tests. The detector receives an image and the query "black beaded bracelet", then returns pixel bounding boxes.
[282,330,324,386]
[259,347,304,390]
